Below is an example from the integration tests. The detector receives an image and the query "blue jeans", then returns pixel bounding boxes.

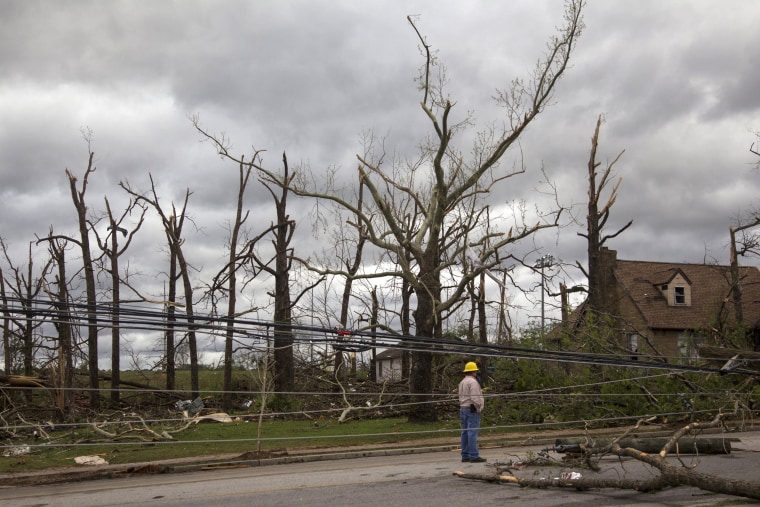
[460,407,480,460]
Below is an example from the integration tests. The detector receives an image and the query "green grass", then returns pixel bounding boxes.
[116,369,230,395]
[0,417,462,473]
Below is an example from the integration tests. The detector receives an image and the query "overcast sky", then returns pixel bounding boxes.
[2,0,760,363]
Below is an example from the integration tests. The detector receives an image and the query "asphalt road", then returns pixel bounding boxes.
[3,431,760,507]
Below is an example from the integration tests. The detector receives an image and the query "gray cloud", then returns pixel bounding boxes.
[1,0,760,342]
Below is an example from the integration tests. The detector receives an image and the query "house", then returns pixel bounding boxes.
[566,248,760,358]
[375,349,404,381]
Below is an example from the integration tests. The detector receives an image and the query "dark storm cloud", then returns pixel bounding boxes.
[1,0,760,338]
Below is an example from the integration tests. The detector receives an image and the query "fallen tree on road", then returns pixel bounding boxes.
[454,409,760,501]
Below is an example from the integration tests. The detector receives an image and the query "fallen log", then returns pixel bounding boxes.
[554,436,732,454]
[0,375,49,387]
[453,471,672,493]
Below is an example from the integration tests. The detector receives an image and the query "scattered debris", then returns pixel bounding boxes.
[193,412,233,424]
[176,397,205,416]
[74,455,108,466]
[2,445,30,457]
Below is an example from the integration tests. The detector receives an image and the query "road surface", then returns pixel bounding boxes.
[2,431,760,506]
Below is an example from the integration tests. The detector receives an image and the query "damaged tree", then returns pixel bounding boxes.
[66,150,100,410]
[577,114,631,317]
[121,177,201,397]
[259,0,585,422]
[192,118,323,396]
[95,197,146,406]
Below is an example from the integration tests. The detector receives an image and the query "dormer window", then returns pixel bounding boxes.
[656,271,691,306]
[674,286,686,305]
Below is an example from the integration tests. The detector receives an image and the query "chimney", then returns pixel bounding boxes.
[598,247,617,315]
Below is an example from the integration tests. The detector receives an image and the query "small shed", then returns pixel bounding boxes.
[375,349,403,381]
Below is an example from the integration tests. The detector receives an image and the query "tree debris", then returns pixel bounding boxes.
[454,411,760,501]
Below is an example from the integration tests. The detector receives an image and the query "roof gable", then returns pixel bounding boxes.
[375,349,403,361]
[654,268,692,287]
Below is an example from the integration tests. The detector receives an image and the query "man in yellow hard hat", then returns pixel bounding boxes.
[458,361,485,463]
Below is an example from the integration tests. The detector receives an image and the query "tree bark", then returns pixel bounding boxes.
[271,154,296,394]
[409,259,439,422]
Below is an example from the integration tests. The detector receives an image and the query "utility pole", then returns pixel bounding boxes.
[534,254,555,338]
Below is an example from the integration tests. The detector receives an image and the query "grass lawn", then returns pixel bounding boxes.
[0,416,464,473]
[1,369,514,473]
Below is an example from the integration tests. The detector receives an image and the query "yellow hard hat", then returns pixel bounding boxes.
[463,361,479,372]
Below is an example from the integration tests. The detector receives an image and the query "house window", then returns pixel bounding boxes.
[677,333,702,360]
[677,333,689,358]
[674,286,686,305]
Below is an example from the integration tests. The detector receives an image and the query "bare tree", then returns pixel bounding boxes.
[121,178,201,397]
[709,132,760,341]
[93,197,146,406]
[727,133,760,331]
[191,118,319,396]
[333,168,368,378]
[257,153,298,393]
[259,2,585,421]
[219,155,253,412]
[63,151,102,409]
[195,136,259,410]
[576,114,630,317]
[164,212,184,391]
[193,119,295,410]
[45,235,75,414]
[0,241,53,376]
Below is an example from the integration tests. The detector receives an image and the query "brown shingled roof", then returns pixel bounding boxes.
[614,260,760,330]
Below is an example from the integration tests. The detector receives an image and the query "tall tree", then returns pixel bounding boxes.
[576,114,631,316]
[121,178,200,397]
[728,216,760,338]
[725,133,760,347]
[334,168,368,378]
[94,197,146,406]
[164,215,180,392]
[193,119,258,411]
[192,120,306,399]
[65,151,101,410]
[258,153,298,393]
[262,1,586,421]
